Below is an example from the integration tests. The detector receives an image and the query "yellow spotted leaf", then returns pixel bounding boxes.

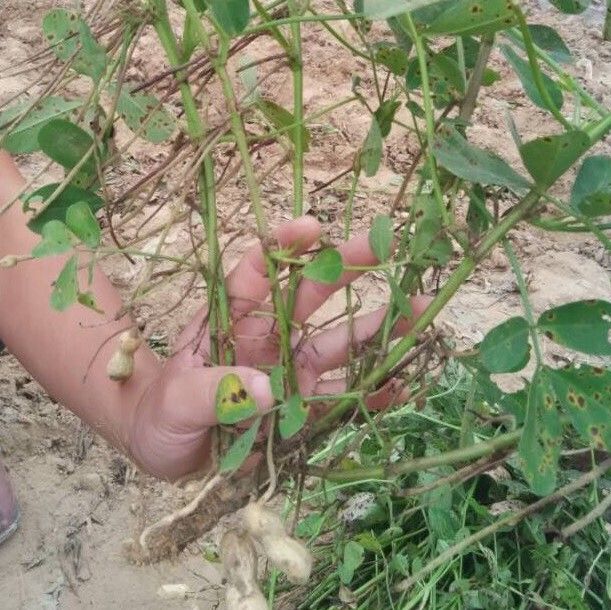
[215,373,257,425]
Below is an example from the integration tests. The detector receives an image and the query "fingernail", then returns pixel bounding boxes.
[250,373,273,410]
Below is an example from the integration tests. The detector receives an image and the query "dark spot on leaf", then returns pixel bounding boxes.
[577,395,585,407]
[230,392,240,403]
[238,388,248,400]
[544,331,554,340]
[592,367,604,375]
[593,392,601,400]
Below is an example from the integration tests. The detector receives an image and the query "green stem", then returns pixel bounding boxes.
[503,240,544,365]
[311,429,522,482]
[154,0,232,363]
[459,34,494,124]
[400,13,449,227]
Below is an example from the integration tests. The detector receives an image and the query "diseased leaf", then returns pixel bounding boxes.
[302,249,344,284]
[361,117,383,177]
[374,43,409,75]
[528,24,572,64]
[538,300,611,356]
[257,99,310,151]
[409,195,453,269]
[278,394,309,439]
[519,131,591,190]
[501,45,563,112]
[368,215,393,262]
[215,373,258,424]
[519,369,561,496]
[112,83,177,143]
[25,184,103,234]
[407,52,465,105]
[571,156,611,217]
[42,9,106,80]
[0,97,81,154]
[480,316,531,374]
[31,220,74,258]
[466,184,490,238]
[208,0,250,37]
[547,365,610,451]
[425,0,519,37]
[66,201,101,248]
[219,418,262,472]
[433,126,531,193]
[77,291,103,313]
[51,255,79,311]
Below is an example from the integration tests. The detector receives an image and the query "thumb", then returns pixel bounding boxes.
[162,365,274,428]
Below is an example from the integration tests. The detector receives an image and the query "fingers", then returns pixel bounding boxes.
[226,216,321,318]
[304,296,431,374]
[292,233,379,324]
[311,378,410,413]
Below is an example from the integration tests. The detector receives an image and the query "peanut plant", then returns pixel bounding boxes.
[1,0,610,607]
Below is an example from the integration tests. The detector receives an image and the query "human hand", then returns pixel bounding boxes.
[129,217,429,480]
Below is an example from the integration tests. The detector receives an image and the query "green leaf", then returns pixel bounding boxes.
[257,99,310,151]
[570,156,611,217]
[388,274,412,318]
[278,394,309,439]
[374,44,408,76]
[519,131,591,190]
[425,0,518,37]
[38,119,96,182]
[215,373,258,424]
[31,220,74,258]
[269,365,285,402]
[537,300,611,356]
[65,201,101,248]
[480,316,531,374]
[361,0,448,19]
[0,97,81,154]
[182,11,202,61]
[501,45,563,112]
[547,365,610,451]
[208,0,250,37]
[339,541,365,584]
[548,0,591,14]
[361,117,383,177]
[519,369,561,496]
[374,100,401,138]
[295,513,325,538]
[51,255,79,311]
[113,83,177,143]
[528,25,572,64]
[303,249,344,284]
[25,184,103,234]
[219,418,262,473]
[482,67,502,86]
[368,215,393,262]
[433,126,530,193]
[42,9,107,80]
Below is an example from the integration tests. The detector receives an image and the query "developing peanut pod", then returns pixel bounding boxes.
[242,503,313,585]
[259,534,313,585]
[225,584,268,610]
[106,329,142,382]
[220,529,260,597]
[242,502,285,539]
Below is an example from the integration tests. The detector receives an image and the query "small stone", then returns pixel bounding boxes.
[75,472,105,492]
[157,584,191,600]
[490,249,509,270]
